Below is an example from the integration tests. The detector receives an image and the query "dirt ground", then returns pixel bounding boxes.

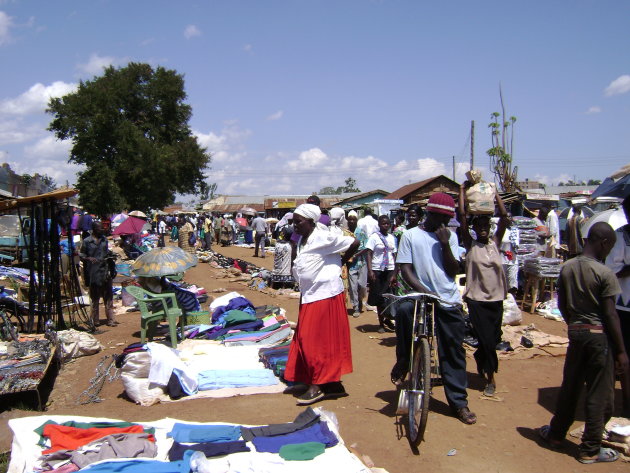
[15,244,629,473]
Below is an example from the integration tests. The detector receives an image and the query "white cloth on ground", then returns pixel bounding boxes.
[146,342,198,394]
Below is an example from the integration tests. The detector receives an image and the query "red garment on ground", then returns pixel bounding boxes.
[42,425,153,454]
[284,292,353,384]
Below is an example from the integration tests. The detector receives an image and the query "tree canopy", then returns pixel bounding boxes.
[47,62,211,215]
[318,177,361,195]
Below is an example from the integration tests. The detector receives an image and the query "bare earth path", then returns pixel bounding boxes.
[39,244,627,473]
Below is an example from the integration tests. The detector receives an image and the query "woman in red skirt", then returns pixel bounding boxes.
[285,203,360,405]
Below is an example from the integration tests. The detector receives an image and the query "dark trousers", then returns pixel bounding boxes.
[466,299,503,376]
[395,301,468,409]
[89,280,114,325]
[549,330,614,456]
[254,232,266,257]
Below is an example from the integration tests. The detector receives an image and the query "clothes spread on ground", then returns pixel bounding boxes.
[279,442,326,461]
[8,412,373,473]
[41,425,153,454]
[167,423,242,443]
[167,440,250,461]
[197,369,278,390]
[240,407,320,441]
[251,421,338,453]
[40,433,157,470]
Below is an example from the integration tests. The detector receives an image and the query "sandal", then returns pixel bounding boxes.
[578,447,619,464]
[455,407,477,425]
[296,388,325,405]
[538,425,563,448]
[483,383,496,397]
[390,363,407,386]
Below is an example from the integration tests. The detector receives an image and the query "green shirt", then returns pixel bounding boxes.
[558,255,621,326]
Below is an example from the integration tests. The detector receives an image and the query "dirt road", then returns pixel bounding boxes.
[42,245,628,473]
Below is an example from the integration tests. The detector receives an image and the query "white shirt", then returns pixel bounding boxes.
[158,220,166,234]
[292,228,355,303]
[366,232,396,271]
[605,227,630,311]
[546,211,561,249]
[357,215,379,237]
[499,226,520,265]
[396,227,461,306]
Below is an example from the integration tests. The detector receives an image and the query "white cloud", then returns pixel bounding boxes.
[6,134,82,185]
[266,110,283,121]
[586,106,601,114]
[23,134,71,160]
[534,173,571,186]
[76,53,125,76]
[0,118,41,144]
[604,75,630,96]
[0,81,77,115]
[193,122,251,165]
[0,11,13,46]
[184,24,201,39]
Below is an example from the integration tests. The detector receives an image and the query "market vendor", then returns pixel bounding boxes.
[80,222,117,327]
[285,203,359,405]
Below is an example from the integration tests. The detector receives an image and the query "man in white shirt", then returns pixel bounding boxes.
[251,214,268,258]
[394,192,476,425]
[157,216,167,248]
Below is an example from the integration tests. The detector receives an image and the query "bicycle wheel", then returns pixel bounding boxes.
[407,336,431,447]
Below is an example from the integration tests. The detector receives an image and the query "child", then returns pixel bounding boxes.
[539,222,628,464]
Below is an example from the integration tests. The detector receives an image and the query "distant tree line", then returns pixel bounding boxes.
[557,179,601,186]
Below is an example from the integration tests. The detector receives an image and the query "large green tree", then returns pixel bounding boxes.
[47,62,211,215]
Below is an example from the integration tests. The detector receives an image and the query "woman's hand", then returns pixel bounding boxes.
[368,269,375,283]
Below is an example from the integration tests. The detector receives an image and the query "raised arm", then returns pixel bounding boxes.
[492,189,510,245]
[458,183,472,250]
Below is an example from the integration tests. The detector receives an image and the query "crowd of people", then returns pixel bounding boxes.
[264,190,630,464]
[62,190,630,465]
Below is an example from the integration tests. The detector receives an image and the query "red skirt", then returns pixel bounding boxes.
[284,292,353,385]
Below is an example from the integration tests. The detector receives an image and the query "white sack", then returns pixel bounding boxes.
[57,329,103,361]
[502,293,522,326]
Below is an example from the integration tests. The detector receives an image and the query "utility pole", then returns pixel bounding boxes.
[452,156,456,181]
[470,120,475,170]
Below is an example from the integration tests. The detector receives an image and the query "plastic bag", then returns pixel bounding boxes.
[466,181,496,215]
[120,373,164,406]
[502,293,522,326]
[120,351,164,405]
[58,329,103,361]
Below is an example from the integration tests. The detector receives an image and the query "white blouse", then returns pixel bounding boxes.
[293,228,355,303]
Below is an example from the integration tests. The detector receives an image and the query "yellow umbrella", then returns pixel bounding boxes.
[131,246,197,277]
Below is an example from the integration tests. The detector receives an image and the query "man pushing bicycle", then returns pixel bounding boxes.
[392,192,477,425]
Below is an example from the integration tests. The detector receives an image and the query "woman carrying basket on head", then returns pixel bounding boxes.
[458,181,509,397]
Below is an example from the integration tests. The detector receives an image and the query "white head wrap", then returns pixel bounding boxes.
[347,210,358,218]
[294,204,321,222]
[330,207,345,221]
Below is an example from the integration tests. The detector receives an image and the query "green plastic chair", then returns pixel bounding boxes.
[125,286,182,348]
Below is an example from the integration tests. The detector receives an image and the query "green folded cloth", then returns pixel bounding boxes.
[279,442,326,461]
[223,309,256,327]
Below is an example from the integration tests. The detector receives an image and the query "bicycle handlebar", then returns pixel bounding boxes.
[382,292,460,307]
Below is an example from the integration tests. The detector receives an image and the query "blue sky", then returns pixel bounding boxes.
[1,0,629,197]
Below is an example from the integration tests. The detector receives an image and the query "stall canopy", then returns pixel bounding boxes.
[112,216,150,235]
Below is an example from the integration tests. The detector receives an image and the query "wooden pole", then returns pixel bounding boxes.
[470,120,475,170]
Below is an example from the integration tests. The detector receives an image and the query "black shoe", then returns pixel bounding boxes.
[296,388,325,405]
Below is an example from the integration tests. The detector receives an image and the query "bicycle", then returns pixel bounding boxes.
[383,292,452,449]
